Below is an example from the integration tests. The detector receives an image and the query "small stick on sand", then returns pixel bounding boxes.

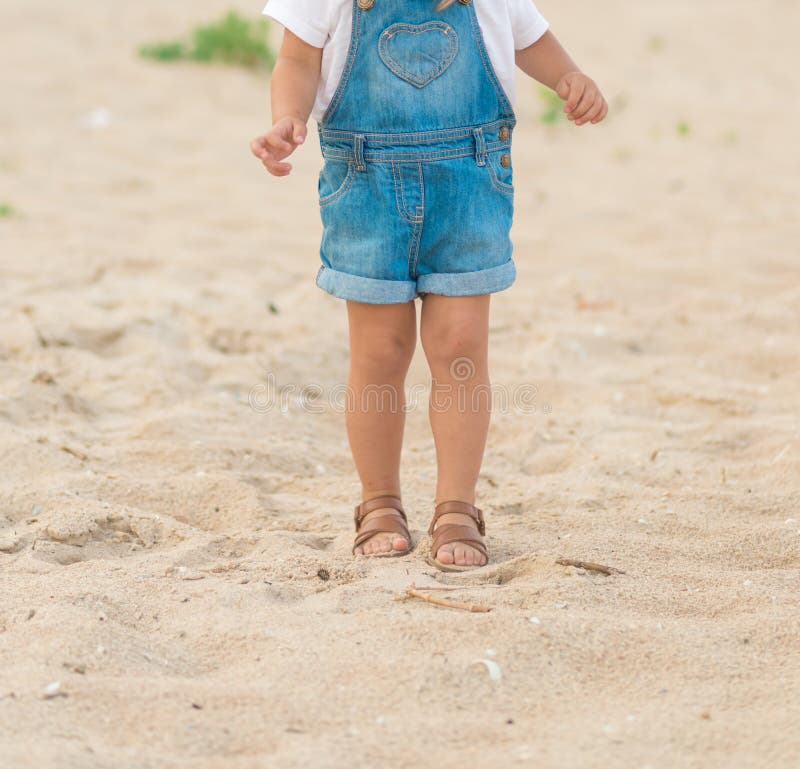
[409,584,504,592]
[61,446,88,461]
[404,586,491,613]
[556,558,626,576]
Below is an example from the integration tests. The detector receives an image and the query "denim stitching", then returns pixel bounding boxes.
[416,161,424,219]
[405,220,416,277]
[472,127,487,167]
[487,160,514,196]
[378,22,458,89]
[325,139,508,154]
[390,161,403,222]
[322,141,510,163]
[409,162,424,276]
[392,161,422,224]
[408,219,422,279]
[353,135,366,171]
[391,161,411,224]
[319,118,514,144]
[319,161,357,207]
[319,0,361,128]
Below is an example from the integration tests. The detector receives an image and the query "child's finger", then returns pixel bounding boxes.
[265,133,295,154]
[251,139,292,173]
[250,137,271,160]
[592,100,609,124]
[292,125,307,145]
[264,157,292,176]
[570,87,597,121]
[563,80,586,114]
[577,99,604,126]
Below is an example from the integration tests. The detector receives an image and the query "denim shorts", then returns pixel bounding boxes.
[316,120,516,304]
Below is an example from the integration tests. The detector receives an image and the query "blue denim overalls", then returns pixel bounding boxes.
[316,0,516,304]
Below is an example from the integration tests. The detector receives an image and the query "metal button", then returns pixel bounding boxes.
[358,0,374,9]
[499,126,510,142]
[500,153,511,169]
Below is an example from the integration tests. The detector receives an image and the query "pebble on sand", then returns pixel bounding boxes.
[43,681,66,699]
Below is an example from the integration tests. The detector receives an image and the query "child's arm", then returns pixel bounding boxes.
[250,30,322,176]
[515,31,608,126]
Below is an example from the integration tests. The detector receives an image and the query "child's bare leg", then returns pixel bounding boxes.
[420,294,491,567]
[346,300,416,555]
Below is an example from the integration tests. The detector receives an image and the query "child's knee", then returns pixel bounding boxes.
[421,319,488,372]
[351,331,415,376]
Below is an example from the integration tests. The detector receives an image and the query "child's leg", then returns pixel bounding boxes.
[420,294,491,567]
[346,300,417,555]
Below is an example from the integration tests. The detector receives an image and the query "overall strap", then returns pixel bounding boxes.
[358,0,473,7]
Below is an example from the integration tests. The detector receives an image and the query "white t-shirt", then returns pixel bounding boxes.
[263,0,549,122]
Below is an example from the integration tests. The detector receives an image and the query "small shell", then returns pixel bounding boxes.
[473,659,502,682]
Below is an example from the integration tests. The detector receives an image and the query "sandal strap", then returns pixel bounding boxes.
[430,524,488,561]
[352,496,410,554]
[354,495,405,528]
[427,500,485,536]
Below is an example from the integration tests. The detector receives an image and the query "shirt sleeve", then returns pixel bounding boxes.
[510,0,550,50]
[262,0,330,48]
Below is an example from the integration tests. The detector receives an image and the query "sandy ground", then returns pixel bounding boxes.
[1,0,799,767]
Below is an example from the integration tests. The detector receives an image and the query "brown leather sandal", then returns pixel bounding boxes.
[426,500,488,572]
[352,495,412,557]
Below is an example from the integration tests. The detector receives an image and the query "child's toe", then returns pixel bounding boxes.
[436,544,455,564]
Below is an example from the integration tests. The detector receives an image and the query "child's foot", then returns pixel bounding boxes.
[432,512,487,566]
[352,496,411,557]
[353,511,409,555]
[427,501,488,570]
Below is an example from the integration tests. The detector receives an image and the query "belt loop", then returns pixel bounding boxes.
[472,127,487,167]
[353,134,366,172]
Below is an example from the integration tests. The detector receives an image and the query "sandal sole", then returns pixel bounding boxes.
[425,554,488,572]
[354,547,412,558]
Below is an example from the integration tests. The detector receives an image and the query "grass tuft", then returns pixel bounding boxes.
[139,11,275,69]
[537,86,566,125]
[0,203,14,218]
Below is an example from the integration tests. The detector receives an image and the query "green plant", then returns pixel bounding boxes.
[538,85,565,125]
[139,11,275,69]
[140,42,187,62]
[0,203,14,218]
[676,121,691,137]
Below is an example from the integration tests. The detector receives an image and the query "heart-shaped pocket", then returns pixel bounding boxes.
[378,22,459,89]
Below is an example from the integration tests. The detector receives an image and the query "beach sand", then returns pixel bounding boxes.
[1,1,798,766]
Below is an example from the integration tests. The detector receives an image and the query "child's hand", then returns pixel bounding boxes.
[250,117,307,176]
[555,72,608,126]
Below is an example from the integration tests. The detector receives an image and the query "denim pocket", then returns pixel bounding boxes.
[486,150,514,196]
[378,22,459,89]
[318,159,356,207]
